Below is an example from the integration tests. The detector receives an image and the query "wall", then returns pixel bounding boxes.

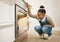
[51,0,60,27]
[0,1,15,42]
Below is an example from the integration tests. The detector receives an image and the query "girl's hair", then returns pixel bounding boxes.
[38,5,46,14]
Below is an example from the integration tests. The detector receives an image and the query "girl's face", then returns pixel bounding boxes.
[37,12,45,19]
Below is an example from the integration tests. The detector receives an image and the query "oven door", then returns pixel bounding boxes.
[15,0,29,39]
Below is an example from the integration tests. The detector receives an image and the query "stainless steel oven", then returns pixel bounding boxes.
[15,0,29,42]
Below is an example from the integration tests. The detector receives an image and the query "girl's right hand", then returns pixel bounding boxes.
[26,3,31,9]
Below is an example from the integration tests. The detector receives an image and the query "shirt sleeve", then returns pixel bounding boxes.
[47,16,55,28]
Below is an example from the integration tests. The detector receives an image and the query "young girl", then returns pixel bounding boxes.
[26,3,55,39]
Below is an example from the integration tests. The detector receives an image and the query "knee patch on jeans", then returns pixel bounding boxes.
[42,29,47,33]
[42,26,52,36]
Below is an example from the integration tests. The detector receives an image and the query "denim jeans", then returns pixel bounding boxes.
[34,25,52,36]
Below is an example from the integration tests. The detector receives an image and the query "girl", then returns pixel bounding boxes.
[26,3,55,39]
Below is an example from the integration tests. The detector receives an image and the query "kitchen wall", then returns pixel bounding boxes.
[51,0,60,27]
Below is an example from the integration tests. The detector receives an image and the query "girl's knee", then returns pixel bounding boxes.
[42,28,47,33]
[34,26,37,30]
[42,26,52,33]
[34,25,43,35]
[34,25,42,30]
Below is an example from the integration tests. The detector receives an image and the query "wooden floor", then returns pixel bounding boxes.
[26,29,60,42]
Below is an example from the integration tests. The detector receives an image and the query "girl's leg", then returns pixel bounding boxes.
[42,25,52,36]
[34,25,43,35]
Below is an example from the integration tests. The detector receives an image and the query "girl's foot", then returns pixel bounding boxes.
[47,35,53,40]
[39,34,44,39]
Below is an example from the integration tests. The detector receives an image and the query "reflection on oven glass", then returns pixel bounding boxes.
[16,11,28,35]
[18,17,28,34]
[15,2,28,37]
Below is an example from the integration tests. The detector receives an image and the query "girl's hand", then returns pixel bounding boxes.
[26,3,31,9]
[22,0,31,9]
